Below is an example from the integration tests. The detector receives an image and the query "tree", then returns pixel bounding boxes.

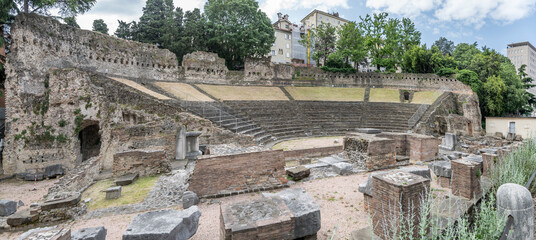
[92,19,108,35]
[12,0,96,16]
[64,16,79,28]
[452,43,480,69]
[433,37,454,56]
[336,21,366,69]
[307,23,337,66]
[359,12,388,70]
[401,45,454,74]
[205,0,274,69]
[481,75,505,116]
[115,20,133,39]
[457,69,482,95]
[137,0,175,45]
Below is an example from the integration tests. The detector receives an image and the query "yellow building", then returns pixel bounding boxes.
[270,13,293,64]
[486,117,536,139]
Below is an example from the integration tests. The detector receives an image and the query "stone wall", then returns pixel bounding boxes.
[182,51,228,82]
[188,150,288,197]
[112,149,169,177]
[7,13,179,82]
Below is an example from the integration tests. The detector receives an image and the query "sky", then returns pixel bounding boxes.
[74,0,536,55]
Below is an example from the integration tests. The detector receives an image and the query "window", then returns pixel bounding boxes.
[338,21,341,25]
[278,49,283,55]
[285,24,289,29]
[286,43,290,49]
[271,50,276,56]
[286,52,290,58]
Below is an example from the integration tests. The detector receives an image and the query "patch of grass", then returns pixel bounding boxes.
[285,87,365,101]
[369,88,400,103]
[197,84,288,101]
[82,175,159,210]
[412,91,442,104]
[154,82,214,102]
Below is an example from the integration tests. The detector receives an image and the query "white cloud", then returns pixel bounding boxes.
[365,0,536,28]
[173,0,205,12]
[365,0,441,17]
[260,0,350,21]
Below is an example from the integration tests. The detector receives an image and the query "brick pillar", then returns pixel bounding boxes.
[451,159,481,199]
[482,153,498,177]
[371,171,430,239]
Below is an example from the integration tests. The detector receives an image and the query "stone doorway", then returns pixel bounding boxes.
[79,123,101,161]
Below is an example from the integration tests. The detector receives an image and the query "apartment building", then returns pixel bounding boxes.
[507,42,536,81]
[300,9,349,31]
[270,13,293,64]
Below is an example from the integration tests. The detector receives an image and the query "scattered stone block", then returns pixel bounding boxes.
[71,226,107,240]
[220,197,294,240]
[18,227,71,240]
[185,131,202,160]
[6,209,38,226]
[303,162,330,169]
[452,159,482,199]
[23,173,45,181]
[399,167,431,180]
[515,134,523,141]
[45,164,64,178]
[371,171,430,239]
[0,200,17,216]
[439,133,457,151]
[332,162,353,175]
[428,161,452,178]
[114,173,139,186]
[482,153,498,177]
[123,206,201,240]
[495,132,504,139]
[41,193,81,210]
[356,128,382,134]
[262,188,321,239]
[286,166,310,181]
[105,186,121,200]
[18,200,24,208]
[182,191,199,209]
[463,155,483,173]
[506,132,515,141]
[479,148,498,155]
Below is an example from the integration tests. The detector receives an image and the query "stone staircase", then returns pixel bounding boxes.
[181,101,274,145]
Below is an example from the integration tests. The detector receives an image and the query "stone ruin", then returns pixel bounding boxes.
[182,51,228,82]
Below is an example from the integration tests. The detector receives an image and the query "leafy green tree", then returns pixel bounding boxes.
[205,0,275,69]
[499,62,532,115]
[137,0,175,45]
[481,75,505,116]
[10,0,96,16]
[114,20,133,39]
[452,42,480,69]
[359,12,388,70]
[307,23,337,66]
[182,9,207,52]
[401,45,455,74]
[456,69,482,95]
[92,19,108,35]
[63,16,79,28]
[336,22,366,69]
[433,37,454,56]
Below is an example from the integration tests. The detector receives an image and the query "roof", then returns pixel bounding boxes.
[300,9,350,24]
[507,42,536,52]
[486,116,536,119]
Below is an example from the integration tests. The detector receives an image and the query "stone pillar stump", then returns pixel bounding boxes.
[371,171,430,239]
[451,159,481,199]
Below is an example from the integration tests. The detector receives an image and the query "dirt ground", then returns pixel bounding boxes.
[0,178,58,211]
[272,136,344,150]
[0,173,370,240]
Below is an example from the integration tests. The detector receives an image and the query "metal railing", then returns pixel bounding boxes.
[498,164,536,240]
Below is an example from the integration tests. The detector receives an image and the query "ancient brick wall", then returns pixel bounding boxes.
[7,13,179,81]
[112,149,169,177]
[182,51,228,82]
[189,150,288,197]
[282,146,343,161]
[408,135,440,162]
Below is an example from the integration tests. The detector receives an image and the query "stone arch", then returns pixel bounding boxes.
[78,121,101,161]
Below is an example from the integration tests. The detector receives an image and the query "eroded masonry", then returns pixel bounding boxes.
[0,13,501,239]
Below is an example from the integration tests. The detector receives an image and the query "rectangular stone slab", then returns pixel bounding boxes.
[115,173,139,186]
[220,197,294,240]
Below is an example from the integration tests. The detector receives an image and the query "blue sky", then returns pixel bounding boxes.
[74,0,536,54]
